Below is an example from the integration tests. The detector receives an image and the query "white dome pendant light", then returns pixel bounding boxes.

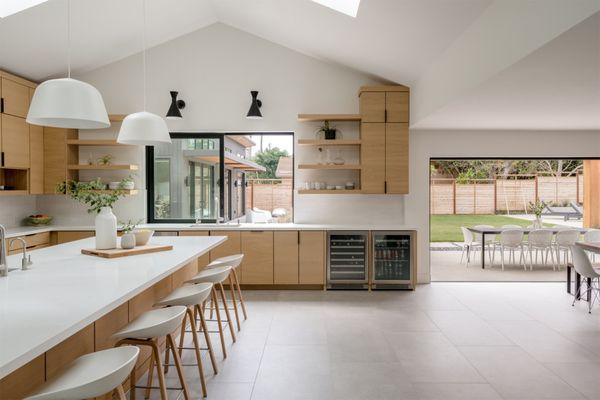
[117,0,171,145]
[27,0,110,129]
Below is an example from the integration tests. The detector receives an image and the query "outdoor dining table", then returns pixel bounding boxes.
[567,241,600,302]
[466,226,588,269]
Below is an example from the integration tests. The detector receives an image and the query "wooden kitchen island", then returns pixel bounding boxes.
[0,235,226,399]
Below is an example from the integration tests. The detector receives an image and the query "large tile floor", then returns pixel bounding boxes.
[142,283,600,400]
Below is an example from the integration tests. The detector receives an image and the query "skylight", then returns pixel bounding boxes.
[311,0,361,17]
[0,0,49,18]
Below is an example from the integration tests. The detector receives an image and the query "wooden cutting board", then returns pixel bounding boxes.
[81,244,173,258]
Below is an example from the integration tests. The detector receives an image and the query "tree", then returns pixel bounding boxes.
[250,147,289,179]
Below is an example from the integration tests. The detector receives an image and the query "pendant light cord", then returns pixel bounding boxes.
[67,0,71,78]
[142,0,147,111]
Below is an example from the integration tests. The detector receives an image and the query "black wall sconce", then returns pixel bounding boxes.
[246,90,263,119]
[166,91,185,119]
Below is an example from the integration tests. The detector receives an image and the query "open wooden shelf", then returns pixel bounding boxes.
[298,164,361,170]
[67,164,139,171]
[67,140,131,146]
[0,190,28,196]
[298,189,361,194]
[108,114,127,122]
[298,139,361,146]
[297,114,361,122]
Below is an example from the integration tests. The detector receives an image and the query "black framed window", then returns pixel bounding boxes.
[147,132,294,223]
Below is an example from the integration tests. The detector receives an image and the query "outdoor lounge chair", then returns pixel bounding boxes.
[541,201,583,221]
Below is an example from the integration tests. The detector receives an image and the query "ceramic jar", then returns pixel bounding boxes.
[95,207,117,249]
[120,233,136,249]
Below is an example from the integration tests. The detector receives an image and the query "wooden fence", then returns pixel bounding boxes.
[245,178,293,221]
[430,174,584,215]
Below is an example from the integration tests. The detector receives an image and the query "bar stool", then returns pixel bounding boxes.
[186,265,236,358]
[206,254,247,328]
[113,306,188,400]
[153,283,217,398]
[25,346,139,400]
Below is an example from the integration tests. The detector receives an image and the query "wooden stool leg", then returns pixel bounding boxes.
[178,308,189,359]
[229,274,241,331]
[196,304,218,374]
[232,267,247,320]
[187,308,208,397]
[212,288,227,358]
[115,384,127,400]
[219,282,236,342]
[144,353,154,399]
[150,339,168,400]
[130,364,137,400]
[167,333,190,400]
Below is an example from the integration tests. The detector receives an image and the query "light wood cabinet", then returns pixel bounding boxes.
[54,231,94,244]
[299,231,325,284]
[241,231,274,284]
[361,123,386,193]
[1,77,30,118]
[209,231,241,261]
[94,303,129,351]
[46,324,95,380]
[274,231,299,284]
[1,114,29,168]
[179,231,210,271]
[29,124,44,194]
[359,86,410,194]
[43,127,77,193]
[0,354,45,399]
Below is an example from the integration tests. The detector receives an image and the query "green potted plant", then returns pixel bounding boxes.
[316,120,338,140]
[56,178,130,250]
[528,200,545,228]
[97,154,113,166]
[119,219,140,249]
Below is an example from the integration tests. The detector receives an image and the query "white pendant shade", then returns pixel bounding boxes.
[27,78,110,129]
[117,111,171,145]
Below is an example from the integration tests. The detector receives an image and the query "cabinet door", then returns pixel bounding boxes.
[1,114,29,168]
[385,92,409,123]
[274,231,299,284]
[1,78,30,118]
[29,124,44,194]
[56,231,94,244]
[43,127,75,194]
[241,231,273,284]
[359,92,385,122]
[299,231,325,284]
[0,354,45,399]
[360,123,385,193]
[209,231,241,261]
[46,324,94,379]
[385,123,409,194]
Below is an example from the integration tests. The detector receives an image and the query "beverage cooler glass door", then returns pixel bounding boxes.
[372,231,413,284]
[327,231,368,284]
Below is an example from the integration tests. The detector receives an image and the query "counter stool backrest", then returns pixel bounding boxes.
[499,229,523,247]
[570,245,600,279]
[528,229,553,246]
[555,229,580,246]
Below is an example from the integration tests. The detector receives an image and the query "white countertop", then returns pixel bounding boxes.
[0,235,226,378]
[4,223,417,238]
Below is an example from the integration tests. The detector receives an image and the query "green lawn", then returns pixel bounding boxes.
[430,215,538,242]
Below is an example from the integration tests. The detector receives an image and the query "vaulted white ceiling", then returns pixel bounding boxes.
[0,0,599,130]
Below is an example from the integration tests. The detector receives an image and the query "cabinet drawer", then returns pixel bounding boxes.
[6,232,50,254]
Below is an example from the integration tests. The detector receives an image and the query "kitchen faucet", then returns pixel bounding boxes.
[9,237,32,271]
[0,224,6,277]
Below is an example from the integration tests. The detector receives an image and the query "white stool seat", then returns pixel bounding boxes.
[113,306,186,339]
[187,265,232,284]
[207,254,244,269]
[155,282,213,307]
[25,346,139,400]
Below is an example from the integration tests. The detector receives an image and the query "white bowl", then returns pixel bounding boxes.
[133,229,154,246]
[108,182,121,190]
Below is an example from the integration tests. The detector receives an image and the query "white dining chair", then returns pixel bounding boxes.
[570,245,600,313]
[583,229,600,262]
[527,229,556,270]
[472,224,495,265]
[497,229,525,271]
[460,227,480,267]
[555,229,580,269]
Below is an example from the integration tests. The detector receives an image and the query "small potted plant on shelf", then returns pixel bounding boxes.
[119,219,141,249]
[119,175,135,190]
[316,120,339,140]
[56,177,130,250]
[97,154,113,166]
[528,200,545,228]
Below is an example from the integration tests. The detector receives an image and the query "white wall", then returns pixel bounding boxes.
[407,128,600,283]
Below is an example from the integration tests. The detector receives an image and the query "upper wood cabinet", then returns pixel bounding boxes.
[274,231,299,284]
[240,230,274,284]
[359,92,385,122]
[29,125,44,194]
[361,123,386,193]
[359,86,409,123]
[385,123,409,194]
[1,114,30,168]
[43,127,77,194]
[1,77,30,118]
[385,92,409,123]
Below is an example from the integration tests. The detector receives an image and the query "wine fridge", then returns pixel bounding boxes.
[371,231,415,289]
[327,231,368,288]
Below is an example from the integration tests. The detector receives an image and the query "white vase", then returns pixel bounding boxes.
[95,207,117,249]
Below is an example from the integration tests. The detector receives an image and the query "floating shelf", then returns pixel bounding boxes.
[67,164,139,171]
[108,114,127,122]
[0,190,28,196]
[298,164,361,170]
[67,140,131,146]
[298,139,361,146]
[92,189,139,195]
[297,114,361,122]
[298,189,361,194]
